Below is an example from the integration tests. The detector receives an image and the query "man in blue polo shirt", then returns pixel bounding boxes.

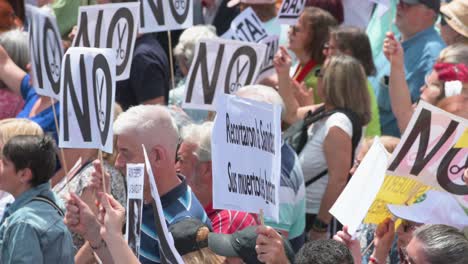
[65,105,210,264]
[369,0,445,137]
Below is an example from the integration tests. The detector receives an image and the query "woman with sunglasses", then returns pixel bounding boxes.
[280,7,337,109]
[439,0,468,46]
[384,33,468,134]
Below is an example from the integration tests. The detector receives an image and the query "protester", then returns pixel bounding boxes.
[325,26,381,137]
[170,25,217,123]
[280,7,338,107]
[0,118,43,220]
[236,85,306,252]
[440,0,468,45]
[0,0,22,32]
[295,239,354,264]
[369,0,445,137]
[0,30,26,119]
[384,33,468,133]
[65,105,211,264]
[177,121,257,234]
[0,135,74,263]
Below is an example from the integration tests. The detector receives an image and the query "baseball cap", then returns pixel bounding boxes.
[169,218,210,256]
[401,0,441,13]
[227,0,276,8]
[207,226,295,264]
[387,190,468,230]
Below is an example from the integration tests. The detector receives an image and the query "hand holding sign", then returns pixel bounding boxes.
[273,46,292,76]
[98,192,126,241]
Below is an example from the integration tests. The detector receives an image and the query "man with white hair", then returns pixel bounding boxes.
[64,105,211,264]
[176,122,258,234]
[236,84,306,252]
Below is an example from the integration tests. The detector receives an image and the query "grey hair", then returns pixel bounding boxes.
[0,29,29,71]
[413,224,468,264]
[113,105,179,161]
[180,122,213,162]
[173,25,217,67]
[235,84,286,120]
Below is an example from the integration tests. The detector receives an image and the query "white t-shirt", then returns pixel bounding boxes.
[298,112,354,214]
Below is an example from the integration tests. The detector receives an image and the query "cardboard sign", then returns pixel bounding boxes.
[257,35,279,81]
[387,102,468,208]
[26,4,64,99]
[59,47,116,153]
[142,145,184,264]
[277,0,306,25]
[211,94,281,221]
[330,138,388,236]
[126,164,145,258]
[72,2,139,81]
[139,0,194,33]
[182,38,266,111]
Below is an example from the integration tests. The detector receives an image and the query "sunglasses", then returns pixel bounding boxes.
[440,13,450,26]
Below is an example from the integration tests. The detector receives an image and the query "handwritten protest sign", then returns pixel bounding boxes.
[455,128,468,148]
[139,0,193,33]
[26,4,63,99]
[257,35,279,81]
[126,164,145,258]
[222,7,268,42]
[59,47,116,153]
[277,0,306,25]
[387,102,468,208]
[364,175,431,224]
[182,39,266,111]
[330,137,388,236]
[142,145,184,264]
[72,2,139,81]
[211,94,281,220]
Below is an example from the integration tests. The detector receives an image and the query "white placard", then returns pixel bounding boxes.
[125,163,144,258]
[72,2,139,81]
[142,145,184,263]
[26,4,64,99]
[139,0,194,33]
[227,7,268,42]
[277,0,306,25]
[330,137,388,236]
[59,47,116,153]
[257,35,279,81]
[211,94,282,221]
[182,38,266,111]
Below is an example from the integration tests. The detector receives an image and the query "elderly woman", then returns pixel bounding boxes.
[440,0,468,45]
[384,34,468,134]
[169,25,218,123]
[0,30,25,119]
[275,53,371,240]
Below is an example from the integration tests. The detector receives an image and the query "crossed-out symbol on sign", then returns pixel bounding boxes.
[175,0,186,10]
[229,58,249,93]
[48,36,60,78]
[96,74,106,128]
[116,22,127,60]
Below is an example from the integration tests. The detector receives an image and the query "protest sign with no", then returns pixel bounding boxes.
[277,0,306,25]
[126,164,145,258]
[387,102,468,207]
[59,47,116,153]
[72,2,139,81]
[139,0,193,33]
[183,38,266,111]
[26,4,63,99]
[211,94,281,220]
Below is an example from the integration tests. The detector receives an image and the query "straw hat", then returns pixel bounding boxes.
[440,0,468,38]
[227,0,276,8]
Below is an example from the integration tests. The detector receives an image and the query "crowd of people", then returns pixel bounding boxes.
[0,0,467,263]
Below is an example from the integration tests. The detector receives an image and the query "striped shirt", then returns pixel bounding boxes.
[205,203,257,234]
[139,175,211,264]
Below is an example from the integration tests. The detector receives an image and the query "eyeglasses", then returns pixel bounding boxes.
[440,13,450,26]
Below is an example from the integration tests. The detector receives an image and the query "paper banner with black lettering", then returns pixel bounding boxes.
[139,0,193,33]
[211,94,281,221]
[125,164,145,259]
[142,145,184,264]
[277,0,306,25]
[257,35,279,81]
[182,38,266,111]
[330,137,387,236]
[72,2,139,81]
[59,47,116,153]
[387,101,468,208]
[26,4,64,99]
[223,7,268,42]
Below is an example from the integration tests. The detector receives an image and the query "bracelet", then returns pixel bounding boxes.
[369,256,381,264]
[89,239,107,251]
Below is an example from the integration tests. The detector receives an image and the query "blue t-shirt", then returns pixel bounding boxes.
[368,27,445,137]
[139,175,211,264]
[16,74,60,143]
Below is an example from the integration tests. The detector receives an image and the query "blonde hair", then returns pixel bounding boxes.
[0,118,43,146]
[182,248,225,264]
[438,44,468,65]
[322,55,371,125]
